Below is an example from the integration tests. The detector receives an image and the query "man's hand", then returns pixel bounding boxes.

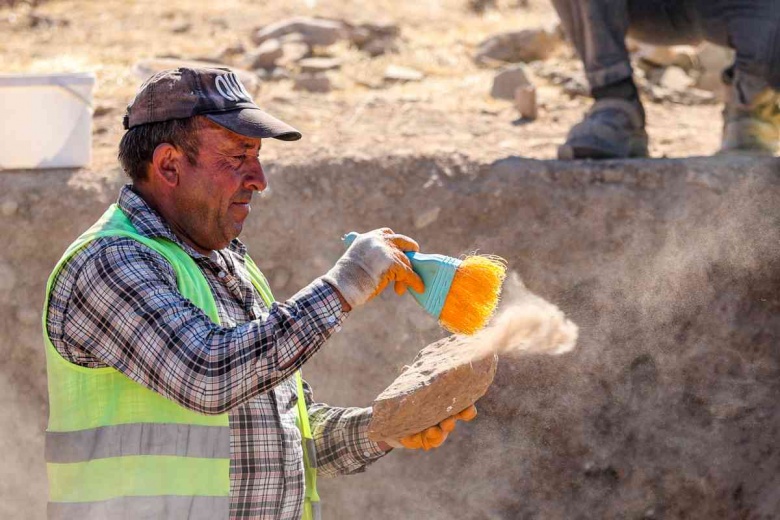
[381,405,477,451]
[323,228,425,308]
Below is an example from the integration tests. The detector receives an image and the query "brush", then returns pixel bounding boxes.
[343,232,507,335]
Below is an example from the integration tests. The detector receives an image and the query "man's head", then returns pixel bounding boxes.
[118,67,301,254]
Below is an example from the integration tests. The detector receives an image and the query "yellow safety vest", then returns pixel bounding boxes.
[43,204,320,519]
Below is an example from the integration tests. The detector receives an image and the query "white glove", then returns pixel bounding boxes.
[323,228,425,308]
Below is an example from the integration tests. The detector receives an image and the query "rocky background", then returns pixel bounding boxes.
[2,0,779,519]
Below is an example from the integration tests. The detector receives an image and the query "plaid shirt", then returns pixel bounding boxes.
[46,185,387,519]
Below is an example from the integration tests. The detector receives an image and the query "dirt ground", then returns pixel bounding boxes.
[1,0,725,173]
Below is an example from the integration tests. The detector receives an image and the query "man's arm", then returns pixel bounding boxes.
[302,379,389,477]
[58,238,346,415]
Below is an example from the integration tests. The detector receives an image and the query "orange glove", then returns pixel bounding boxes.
[324,228,425,307]
[395,405,477,451]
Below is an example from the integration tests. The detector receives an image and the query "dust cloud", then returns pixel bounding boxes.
[468,279,579,361]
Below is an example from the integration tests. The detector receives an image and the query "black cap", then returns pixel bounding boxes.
[123,67,301,141]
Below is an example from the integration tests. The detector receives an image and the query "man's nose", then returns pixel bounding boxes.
[243,159,267,192]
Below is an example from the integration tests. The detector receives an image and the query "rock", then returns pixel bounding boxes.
[695,43,734,95]
[131,58,259,94]
[660,65,695,91]
[251,17,347,47]
[349,21,400,56]
[242,39,283,70]
[475,26,563,64]
[696,42,734,73]
[636,44,696,70]
[298,57,341,73]
[293,73,331,93]
[363,37,398,57]
[278,39,310,67]
[384,65,424,83]
[514,85,537,120]
[368,334,498,441]
[491,63,533,100]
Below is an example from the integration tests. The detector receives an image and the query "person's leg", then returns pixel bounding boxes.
[697,0,780,154]
[552,0,709,159]
[550,0,634,92]
[552,0,648,159]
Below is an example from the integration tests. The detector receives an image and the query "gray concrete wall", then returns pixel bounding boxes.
[2,155,779,519]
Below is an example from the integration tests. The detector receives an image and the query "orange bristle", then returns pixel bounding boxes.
[439,255,507,335]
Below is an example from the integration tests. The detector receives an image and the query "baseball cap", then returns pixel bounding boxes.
[123,67,301,141]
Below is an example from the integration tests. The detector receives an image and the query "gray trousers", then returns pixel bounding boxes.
[551,0,780,103]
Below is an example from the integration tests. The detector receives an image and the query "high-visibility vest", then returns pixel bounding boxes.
[43,204,320,520]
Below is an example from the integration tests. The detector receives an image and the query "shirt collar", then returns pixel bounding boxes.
[117,184,248,258]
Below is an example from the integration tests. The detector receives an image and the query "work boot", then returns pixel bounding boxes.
[558,98,649,160]
[719,88,780,156]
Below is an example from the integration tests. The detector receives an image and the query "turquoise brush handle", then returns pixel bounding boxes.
[342,232,461,319]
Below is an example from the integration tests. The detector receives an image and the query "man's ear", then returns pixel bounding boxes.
[151,143,183,186]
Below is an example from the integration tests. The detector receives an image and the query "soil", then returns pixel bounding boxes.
[1,0,724,177]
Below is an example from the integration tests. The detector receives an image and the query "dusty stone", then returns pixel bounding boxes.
[131,58,259,94]
[384,65,424,83]
[491,63,533,100]
[242,39,283,70]
[660,66,695,91]
[293,73,331,93]
[1,199,19,217]
[475,26,563,64]
[298,57,341,73]
[251,17,346,47]
[368,334,498,441]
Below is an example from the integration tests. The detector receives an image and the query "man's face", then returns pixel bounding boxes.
[172,120,266,254]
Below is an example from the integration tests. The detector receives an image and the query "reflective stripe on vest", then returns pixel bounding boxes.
[43,204,320,519]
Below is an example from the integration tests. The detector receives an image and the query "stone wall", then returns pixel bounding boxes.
[1,155,779,519]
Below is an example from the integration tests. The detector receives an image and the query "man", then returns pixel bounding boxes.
[43,67,475,520]
[552,0,780,159]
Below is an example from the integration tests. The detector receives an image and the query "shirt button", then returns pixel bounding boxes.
[327,316,337,325]
[363,451,372,458]
[218,271,227,279]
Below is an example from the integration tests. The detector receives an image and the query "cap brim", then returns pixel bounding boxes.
[206,107,301,141]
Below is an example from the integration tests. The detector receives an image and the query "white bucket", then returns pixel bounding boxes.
[0,72,95,170]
